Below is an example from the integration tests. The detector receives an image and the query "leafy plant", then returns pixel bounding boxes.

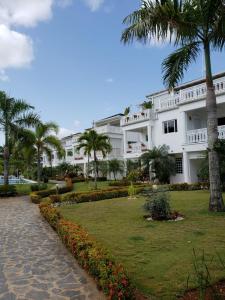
[128,183,136,198]
[144,189,171,220]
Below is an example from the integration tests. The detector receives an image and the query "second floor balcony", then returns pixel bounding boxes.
[186,125,225,144]
[126,142,148,154]
[152,76,225,111]
[121,109,155,126]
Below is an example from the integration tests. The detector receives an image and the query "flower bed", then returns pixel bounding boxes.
[39,202,135,299]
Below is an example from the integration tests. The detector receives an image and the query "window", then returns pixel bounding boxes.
[175,158,183,174]
[163,119,178,134]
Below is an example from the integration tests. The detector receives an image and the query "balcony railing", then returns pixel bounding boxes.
[95,125,122,134]
[153,77,225,110]
[121,109,155,126]
[126,142,148,154]
[186,125,225,144]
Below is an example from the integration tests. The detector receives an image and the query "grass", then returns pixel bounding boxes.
[59,191,225,299]
[72,180,110,192]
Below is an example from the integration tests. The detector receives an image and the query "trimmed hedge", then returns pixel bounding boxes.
[0,185,17,197]
[30,183,48,192]
[167,182,209,191]
[60,186,145,204]
[39,203,134,299]
[30,185,73,204]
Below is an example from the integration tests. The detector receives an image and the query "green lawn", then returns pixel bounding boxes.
[59,191,225,299]
[72,180,110,192]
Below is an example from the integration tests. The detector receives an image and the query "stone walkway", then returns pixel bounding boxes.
[0,197,105,300]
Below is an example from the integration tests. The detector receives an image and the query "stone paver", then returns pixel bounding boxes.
[0,197,105,300]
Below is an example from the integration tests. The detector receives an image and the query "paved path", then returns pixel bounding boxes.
[0,197,105,300]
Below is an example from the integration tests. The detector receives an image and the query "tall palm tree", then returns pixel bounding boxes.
[25,122,64,184]
[121,0,225,211]
[0,92,39,185]
[77,130,112,189]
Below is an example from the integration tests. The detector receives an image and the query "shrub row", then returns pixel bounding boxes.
[30,185,73,204]
[60,186,145,204]
[167,182,209,191]
[39,203,134,299]
[109,180,143,187]
[0,185,17,197]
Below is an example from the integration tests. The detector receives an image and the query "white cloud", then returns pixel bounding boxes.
[73,120,81,129]
[57,0,73,8]
[83,0,104,11]
[0,70,9,82]
[0,25,33,70]
[105,78,114,83]
[0,0,53,27]
[58,127,74,138]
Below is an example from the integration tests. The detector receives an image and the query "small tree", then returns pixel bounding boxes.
[141,145,175,183]
[108,159,124,180]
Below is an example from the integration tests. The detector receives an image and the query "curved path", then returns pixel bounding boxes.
[0,196,105,300]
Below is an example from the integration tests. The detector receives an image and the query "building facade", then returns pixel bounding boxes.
[43,72,225,183]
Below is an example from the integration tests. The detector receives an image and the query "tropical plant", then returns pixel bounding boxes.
[77,130,112,189]
[121,0,225,211]
[0,92,39,185]
[28,122,64,184]
[108,159,124,180]
[126,159,141,175]
[140,100,153,110]
[124,106,130,116]
[144,189,171,220]
[140,145,175,183]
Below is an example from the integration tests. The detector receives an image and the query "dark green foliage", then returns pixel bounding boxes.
[30,183,48,192]
[144,189,171,220]
[0,185,17,197]
[141,145,175,183]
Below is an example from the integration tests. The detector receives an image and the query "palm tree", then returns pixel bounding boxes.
[0,92,39,185]
[29,122,64,184]
[141,145,175,183]
[108,159,124,180]
[77,130,112,189]
[121,0,225,211]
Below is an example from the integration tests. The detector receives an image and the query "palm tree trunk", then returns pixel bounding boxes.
[204,42,224,211]
[37,147,41,185]
[3,125,9,186]
[94,151,98,190]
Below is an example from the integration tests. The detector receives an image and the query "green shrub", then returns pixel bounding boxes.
[0,185,17,197]
[127,170,140,183]
[31,183,48,192]
[144,190,171,220]
[30,185,73,204]
[128,183,136,198]
[49,194,61,203]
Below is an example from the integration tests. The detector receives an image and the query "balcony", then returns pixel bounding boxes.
[154,77,225,110]
[95,125,122,135]
[121,109,155,126]
[186,125,225,144]
[126,142,148,154]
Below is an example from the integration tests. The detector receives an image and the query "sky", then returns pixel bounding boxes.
[0,0,225,142]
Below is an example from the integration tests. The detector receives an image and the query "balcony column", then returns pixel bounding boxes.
[183,151,190,183]
[147,125,153,150]
[123,130,127,155]
[180,111,187,145]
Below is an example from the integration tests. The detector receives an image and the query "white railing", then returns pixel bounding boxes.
[126,142,148,154]
[95,125,122,134]
[121,109,155,126]
[186,125,225,144]
[155,77,225,110]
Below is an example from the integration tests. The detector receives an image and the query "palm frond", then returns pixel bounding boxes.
[162,42,200,88]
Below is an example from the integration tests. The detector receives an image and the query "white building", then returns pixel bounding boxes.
[43,72,225,183]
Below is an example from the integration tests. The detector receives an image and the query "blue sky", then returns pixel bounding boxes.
[0,0,225,139]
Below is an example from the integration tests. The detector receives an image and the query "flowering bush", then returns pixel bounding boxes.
[39,203,134,299]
